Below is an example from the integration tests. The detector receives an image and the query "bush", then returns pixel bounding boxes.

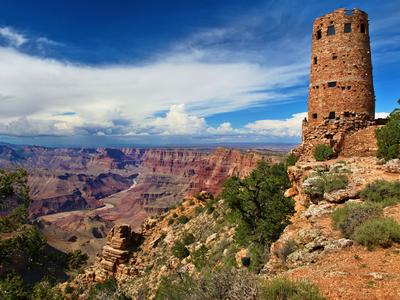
[353,218,400,250]
[155,268,260,300]
[313,144,334,161]
[0,273,28,300]
[88,277,131,300]
[360,180,400,207]
[194,206,205,215]
[376,112,400,161]
[286,153,299,166]
[177,215,189,224]
[331,203,382,238]
[172,241,189,259]
[182,233,195,245]
[324,174,348,193]
[262,277,325,300]
[66,250,88,270]
[221,161,294,247]
[191,244,208,270]
[303,172,348,200]
[32,279,63,300]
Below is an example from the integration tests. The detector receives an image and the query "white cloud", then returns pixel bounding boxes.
[148,104,207,135]
[375,112,389,119]
[0,27,28,47]
[244,112,306,137]
[0,46,307,137]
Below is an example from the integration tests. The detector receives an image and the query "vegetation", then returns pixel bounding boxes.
[331,202,382,238]
[303,170,349,200]
[155,268,259,300]
[353,218,400,250]
[171,240,190,259]
[155,268,324,300]
[262,277,325,300]
[313,144,334,161]
[286,153,299,166]
[360,180,400,207]
[376,101,400,161]
[221,160,294,247]
[0,169,30,232]
[0,168,88,299]
[177,215,189,224]
[182,233,195,245]
[87,277,131,300]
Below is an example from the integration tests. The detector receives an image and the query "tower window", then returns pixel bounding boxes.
[316,29,322,40]
[328,81,337,88]
[332,53,337,60]
[329,112,336,119]
[360,24,366,33]
[313,56,318,64]
[312,113,318,119]
[344,23,352,33]
[327,25,336,36]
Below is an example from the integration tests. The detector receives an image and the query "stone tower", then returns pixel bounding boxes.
[307,8,375,125]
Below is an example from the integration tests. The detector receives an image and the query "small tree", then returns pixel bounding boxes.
[221,161,294,246]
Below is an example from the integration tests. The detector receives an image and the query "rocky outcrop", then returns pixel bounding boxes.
[95,224,142,281]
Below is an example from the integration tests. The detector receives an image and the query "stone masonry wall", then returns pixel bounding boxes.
[308,8,374,125]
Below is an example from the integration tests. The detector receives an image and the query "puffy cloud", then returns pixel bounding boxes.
[244,112,306,137]
[148,104,207,135]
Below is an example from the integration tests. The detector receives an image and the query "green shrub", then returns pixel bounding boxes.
[182,233,195,245]
[262,277,325,300]
[191,244,208,270]
[168,218,174,225]
[32,279,63,300]
[155,268,260,300]
[286,153,299,166]
[376,112,400,161]
[66,250,88,270]
[172,241,189,259]
[303,172,348,200]
[332,203,382,238]
[194,205,205,215]
[177,215,189,224]
[172,212,178,218]
[0,274,29,300]
[313,144,334,161]
[221,161,294,247]
[353,218,400,250]
[360,180,400,207]
[324,174,348,193]
[88,277,131,300]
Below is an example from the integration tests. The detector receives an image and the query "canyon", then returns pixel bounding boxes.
[0,143,286,259]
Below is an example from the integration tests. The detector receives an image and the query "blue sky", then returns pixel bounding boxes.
[0,0,398,147]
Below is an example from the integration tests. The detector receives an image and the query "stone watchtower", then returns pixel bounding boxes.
[297,8,385,159]
[307,8,375,125]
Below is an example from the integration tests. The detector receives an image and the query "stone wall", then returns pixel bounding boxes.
[295,113,386,160]
[341,125,380,157]
[308,8,374,125]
